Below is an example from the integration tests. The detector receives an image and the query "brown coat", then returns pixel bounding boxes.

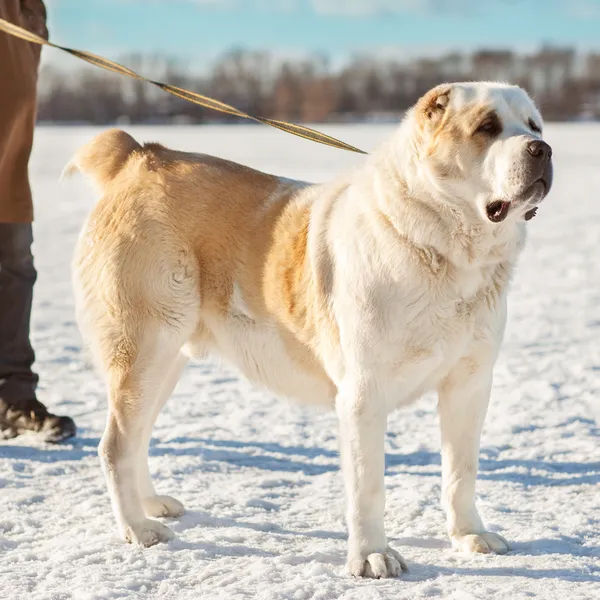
[0,0,47,223]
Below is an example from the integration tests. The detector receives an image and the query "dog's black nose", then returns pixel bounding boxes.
[527,140,552,160]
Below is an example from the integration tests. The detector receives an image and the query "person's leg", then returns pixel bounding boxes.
[0,222,75,442]
[0,223,38,399]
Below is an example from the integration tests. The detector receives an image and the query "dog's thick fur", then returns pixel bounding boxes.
[69,82,553,578]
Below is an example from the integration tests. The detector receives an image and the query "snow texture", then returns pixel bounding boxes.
[0,124,599,600]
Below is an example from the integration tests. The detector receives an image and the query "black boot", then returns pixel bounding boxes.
[0,396,76,443]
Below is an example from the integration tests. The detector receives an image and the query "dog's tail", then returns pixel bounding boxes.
[62,128,141,191]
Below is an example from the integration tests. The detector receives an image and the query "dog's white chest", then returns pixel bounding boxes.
[372,274,490,409]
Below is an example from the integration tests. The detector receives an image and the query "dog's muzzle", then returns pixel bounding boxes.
[486,140,553,223]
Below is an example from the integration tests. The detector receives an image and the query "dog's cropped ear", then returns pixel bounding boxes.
[416,85,452,128]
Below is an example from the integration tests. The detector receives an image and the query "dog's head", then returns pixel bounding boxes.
[408,82,553,223]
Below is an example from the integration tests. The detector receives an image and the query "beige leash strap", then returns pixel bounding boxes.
[0,17,368,155]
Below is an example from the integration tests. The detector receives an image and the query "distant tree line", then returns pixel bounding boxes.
[37,46,600,124]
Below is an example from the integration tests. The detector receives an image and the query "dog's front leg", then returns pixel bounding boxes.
[437,355,510,555]
[336,379,407,578]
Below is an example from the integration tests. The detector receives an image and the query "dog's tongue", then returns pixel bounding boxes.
[486,200,510,223]
[524,207,538,221]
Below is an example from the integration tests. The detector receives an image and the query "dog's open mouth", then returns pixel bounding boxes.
[486,200,510,223]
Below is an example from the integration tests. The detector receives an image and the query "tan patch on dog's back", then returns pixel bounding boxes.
[73,133,338,400]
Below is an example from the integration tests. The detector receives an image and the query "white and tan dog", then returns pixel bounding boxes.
[68,82,553,578]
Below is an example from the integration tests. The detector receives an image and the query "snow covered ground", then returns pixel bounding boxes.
[1,123,599,600]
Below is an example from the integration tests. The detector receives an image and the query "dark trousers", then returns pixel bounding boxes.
[0,223,38,407]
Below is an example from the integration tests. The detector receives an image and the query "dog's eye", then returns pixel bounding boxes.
[528,118,542,133]
[475,118,501,136]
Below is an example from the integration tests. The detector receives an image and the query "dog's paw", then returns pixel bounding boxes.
[346,546,408,578]
[451,532,510,555]
[142,495,185,518]
[123,518,175,547]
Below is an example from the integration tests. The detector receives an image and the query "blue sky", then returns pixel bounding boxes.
[44,0,600,66]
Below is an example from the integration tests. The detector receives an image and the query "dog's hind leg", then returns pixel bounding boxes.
[137,352,189,519]
[99,325,192,547]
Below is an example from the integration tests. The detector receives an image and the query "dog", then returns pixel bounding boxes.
[68,81,553,578]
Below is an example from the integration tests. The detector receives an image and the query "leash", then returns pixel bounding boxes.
[0,17,367,155]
